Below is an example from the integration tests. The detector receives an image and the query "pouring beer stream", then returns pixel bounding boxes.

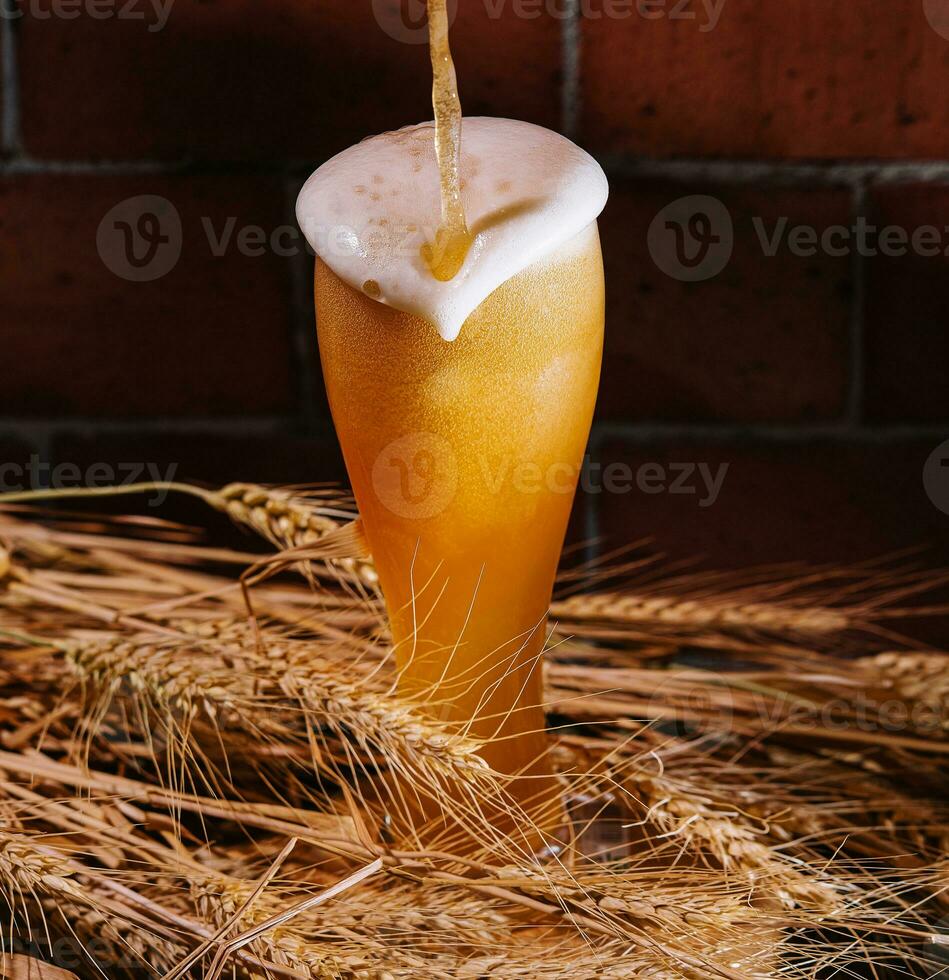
[422,0,473,282]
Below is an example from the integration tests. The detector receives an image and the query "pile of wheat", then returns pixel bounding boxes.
[0,482,946,979]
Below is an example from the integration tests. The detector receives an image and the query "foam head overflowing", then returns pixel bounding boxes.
[295,117,609,341]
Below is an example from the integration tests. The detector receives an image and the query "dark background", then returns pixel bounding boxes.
[2,0,949,571]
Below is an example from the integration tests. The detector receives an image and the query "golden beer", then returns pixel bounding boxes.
[315,221,605,812]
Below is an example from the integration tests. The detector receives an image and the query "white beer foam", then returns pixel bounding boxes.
[295,117,609,342]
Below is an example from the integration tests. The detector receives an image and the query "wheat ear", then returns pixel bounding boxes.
[866,651,949,734]
[622,771,841,912]
[0,480,379,586]
[553,592,850,634]
[64,620,495,793]
[0,830,183,973]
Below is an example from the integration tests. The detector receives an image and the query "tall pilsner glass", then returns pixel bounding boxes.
[300,116,608,825]
[314,221,604,814]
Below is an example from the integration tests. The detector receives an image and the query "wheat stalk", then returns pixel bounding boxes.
[192,875,373,979]
[553,592,850,635]
[0,480,379,588]
[194,866,750,980]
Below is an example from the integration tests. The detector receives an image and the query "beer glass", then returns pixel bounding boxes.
[314,221,604,814]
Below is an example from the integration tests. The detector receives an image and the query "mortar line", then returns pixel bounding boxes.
[28,431,52,490]
[590,421,949,444]
[3,154,949,183]
[0,417,295,440]
[560,0,581,139]
[4,418,947,444]
[0,156,276,176]
[1,0,22,154]
[599,156,949,187]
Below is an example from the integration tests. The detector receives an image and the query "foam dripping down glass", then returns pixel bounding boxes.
[297,117,608,832]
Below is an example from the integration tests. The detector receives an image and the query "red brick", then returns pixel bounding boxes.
[0,175,294,417]
[593,439,949,569]
[581,0,949,159]
[597,178,851,423]
[51,431,347,488]
[864,184,949,423]
[19,1,561,162]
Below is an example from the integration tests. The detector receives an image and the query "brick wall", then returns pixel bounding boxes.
[2,0,949,570]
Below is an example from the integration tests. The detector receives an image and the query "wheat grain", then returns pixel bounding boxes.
[869,651,949,734]
[0,831,85,901]
[208,483,379,587]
